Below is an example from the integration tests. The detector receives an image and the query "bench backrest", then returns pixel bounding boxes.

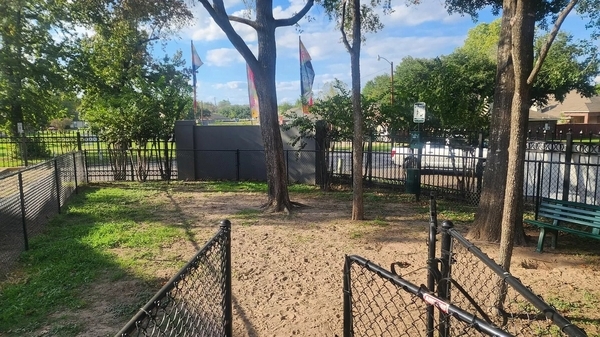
[538,198,600,234]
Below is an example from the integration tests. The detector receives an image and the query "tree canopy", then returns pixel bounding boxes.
[0,0,70,135]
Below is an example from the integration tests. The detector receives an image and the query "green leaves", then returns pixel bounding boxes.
[0,0,70,135]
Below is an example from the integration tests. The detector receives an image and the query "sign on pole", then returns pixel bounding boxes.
[413,102,426,123]
[17,122,23,134]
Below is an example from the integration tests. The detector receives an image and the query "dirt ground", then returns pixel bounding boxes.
[30,188,600,337]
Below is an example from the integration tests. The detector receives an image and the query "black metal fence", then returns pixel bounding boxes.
[440,221,586,336]
[343,196,587,337]
[0,131,177,182]
[0,152,86,278]
[344,255,511,336]
[328,132,600,205]
[84,148,177,182]
[1,130,99,167]
[116,220,232,337]
[3,129,599,206]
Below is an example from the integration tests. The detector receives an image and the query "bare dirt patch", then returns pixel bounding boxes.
[34,189,600,336]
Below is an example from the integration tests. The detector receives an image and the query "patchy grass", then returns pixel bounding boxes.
[0,185,188,335]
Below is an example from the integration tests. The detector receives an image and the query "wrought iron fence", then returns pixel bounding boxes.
[84,148,177,182]
[0,152,86,278]
[0,131,177,182]
[328,132,600,205]
[343,196,588,337]
[115,220,232,337]
[0,130,98,167]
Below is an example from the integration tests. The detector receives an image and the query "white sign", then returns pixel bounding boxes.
[413,102,426,123]
[17,122,23,134]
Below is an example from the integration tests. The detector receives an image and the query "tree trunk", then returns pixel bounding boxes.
[469,4,525,244]
[350,0,363,220]
[498,0,535,270]
[254,26,292,213]
[7,4,24,138]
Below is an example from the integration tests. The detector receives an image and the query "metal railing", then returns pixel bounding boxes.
[343,255,511,336]
[116,220,232,337]
[342,196,588,337]
[1,131,177,182]
[0,152,86,278]
[328,135,600,206]
[438,221,587,337]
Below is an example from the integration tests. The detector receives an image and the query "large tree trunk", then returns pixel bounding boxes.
[498,0,535,269]
[350,0,363,220]
[254,25,292,213]
[469,9,512,242]
[469,4,527,244]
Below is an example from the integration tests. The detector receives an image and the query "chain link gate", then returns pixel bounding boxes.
[343,196,588,337]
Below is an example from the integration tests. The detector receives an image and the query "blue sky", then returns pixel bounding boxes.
[152,0,597,106]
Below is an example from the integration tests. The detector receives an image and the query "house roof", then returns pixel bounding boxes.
[529,91,600,121]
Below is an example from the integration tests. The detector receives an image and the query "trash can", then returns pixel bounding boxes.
[405,168,421,195]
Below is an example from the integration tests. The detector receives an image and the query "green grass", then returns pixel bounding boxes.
[0,185,187,335]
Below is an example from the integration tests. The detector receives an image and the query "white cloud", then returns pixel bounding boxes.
[206,48,245,66]
[214,81,246,90]
[383,0,465,27]
[273,0,311,19]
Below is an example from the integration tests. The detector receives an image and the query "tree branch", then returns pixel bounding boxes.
[138,36,160,46]
[275,0,314,27]
[527,0,578,86]
[229,15,258,29]
[196,0,258,68]
[340,1,352,53]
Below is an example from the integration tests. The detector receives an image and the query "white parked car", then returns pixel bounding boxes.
[391,140,487,171]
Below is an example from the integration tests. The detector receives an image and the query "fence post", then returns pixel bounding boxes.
[76,131,82,152]
[562,131,573,201]
[220,219,233,337]
[343,255,353,337]
[18,172,29,250]
[438,220,454,337]
[315,120,328,190]
[129,152,135,181]
[535,161,543,217]
[84,150,90,184]
[426,194,438,337]
[21,133,28,167]
[54,158,61,213]
[73,152,79,194]
[367,135,373,183]
[476,131,484,196]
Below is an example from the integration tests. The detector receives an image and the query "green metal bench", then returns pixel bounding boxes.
[524,197,600,252]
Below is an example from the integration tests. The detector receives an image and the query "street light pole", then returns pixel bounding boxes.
[377,55,394,106]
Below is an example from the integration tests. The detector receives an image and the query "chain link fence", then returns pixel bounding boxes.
[344,255,511,337]
[441,223,587,337]
[116,220,232,337]
[343,196,588,337]
[0,152,86,278]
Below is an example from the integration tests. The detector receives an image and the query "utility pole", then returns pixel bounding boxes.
[377,55,394,105]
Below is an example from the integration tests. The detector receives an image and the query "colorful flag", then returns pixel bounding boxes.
[247,64,259,119]
[191,41,203,116]
[299,37,315,114]
[191,42,203,72]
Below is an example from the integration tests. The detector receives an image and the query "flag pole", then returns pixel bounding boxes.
[191,41,198,121]
[299,36,303,114]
